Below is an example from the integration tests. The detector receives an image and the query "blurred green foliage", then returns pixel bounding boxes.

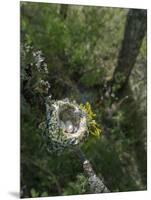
[21,2,147,198]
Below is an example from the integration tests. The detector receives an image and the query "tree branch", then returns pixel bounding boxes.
[74,147,110,193]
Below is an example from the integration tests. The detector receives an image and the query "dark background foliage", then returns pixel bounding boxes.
[20,2,147,198]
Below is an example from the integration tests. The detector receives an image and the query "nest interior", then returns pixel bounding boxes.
[58,105,82,134]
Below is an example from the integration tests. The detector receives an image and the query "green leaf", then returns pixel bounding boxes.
[30,188,39,198]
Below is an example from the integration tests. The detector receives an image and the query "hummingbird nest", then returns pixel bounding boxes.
[40,98,89,153]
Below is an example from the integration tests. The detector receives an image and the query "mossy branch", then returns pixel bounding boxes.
[74,147,110,193]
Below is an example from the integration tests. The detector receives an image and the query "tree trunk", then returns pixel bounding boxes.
[107,9,147,188]
[111,9,147,97]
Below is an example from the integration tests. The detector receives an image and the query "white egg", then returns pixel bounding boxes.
[65,120,73,133]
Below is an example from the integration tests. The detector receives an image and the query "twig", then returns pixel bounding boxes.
[74,147,110,193]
